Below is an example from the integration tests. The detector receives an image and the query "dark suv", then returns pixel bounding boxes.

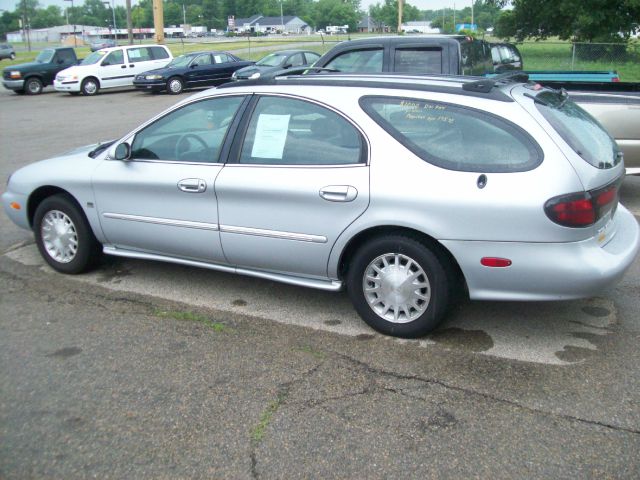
[313,35,494,76]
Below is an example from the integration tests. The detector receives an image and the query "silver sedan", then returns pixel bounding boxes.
[3,74,639,337]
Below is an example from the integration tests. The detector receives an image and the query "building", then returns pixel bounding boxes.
[357,16,388,33]
[401,21,440,34]
[233,15,309,34]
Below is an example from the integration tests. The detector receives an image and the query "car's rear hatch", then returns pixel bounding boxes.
[512,84,625,244]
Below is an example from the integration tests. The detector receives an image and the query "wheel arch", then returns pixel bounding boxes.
[82,76,101,89]
[27,186,82,229]
[23,74,43,86]
[336,225,466,291]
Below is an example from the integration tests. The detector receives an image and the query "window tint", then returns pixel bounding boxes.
[304,52,320,64]
[534,91,620,169]
[239,96,363,165]
[131,96,244,163]
[149,46,169,60]
[394,48,442,74]
[102,50,124,66]
[194,54,212,65]
[57,49,75,63]
[127,47,152,62]
[213,53,232,64]
[325,48,383,73]
[361,96,542,172]
[288,53,305,67]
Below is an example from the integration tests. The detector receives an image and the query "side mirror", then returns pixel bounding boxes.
[114,143,131,160]
[102,61,110,67]
[283,63,292,69]
[57,58,64,65]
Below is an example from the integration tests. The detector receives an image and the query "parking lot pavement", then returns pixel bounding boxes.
[1,88,640,477]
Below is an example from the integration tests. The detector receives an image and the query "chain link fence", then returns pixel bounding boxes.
[515,41,640,81]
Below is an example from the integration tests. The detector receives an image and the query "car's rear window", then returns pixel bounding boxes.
[360,96,543,172]
[534,90,621,169]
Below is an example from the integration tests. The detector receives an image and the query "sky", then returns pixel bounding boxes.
[1,0,468,15]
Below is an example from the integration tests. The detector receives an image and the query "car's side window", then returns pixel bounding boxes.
[194,54,212,66]
[213,53,232,64]
[102,50,124,66]
[394,48,443,74]
[288,53,305,67]
[360,96,542,173]
[57,49,75,64]
[130,96,245,163]
[127,47,152,62]
[304,52,320,65]
[238,96,363,166]
[324,48,383,73]
[149,46,170,60]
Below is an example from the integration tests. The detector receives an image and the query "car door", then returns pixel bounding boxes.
[210,53,237,84]
[125,46,169,80]
[215,95,370,278]
[184,53,214,87]
[98,49,131,88]
[92,95,248,262]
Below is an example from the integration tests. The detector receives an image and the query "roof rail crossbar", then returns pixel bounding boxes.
[462,71,530,93]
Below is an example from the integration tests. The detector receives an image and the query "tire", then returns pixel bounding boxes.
[166,76,184,95]
[25,77,43,95]
[346,235,451,338]
[33,194,101,274]
[81,77,99,96]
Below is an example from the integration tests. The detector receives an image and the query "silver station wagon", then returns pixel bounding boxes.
[3,73,639,337]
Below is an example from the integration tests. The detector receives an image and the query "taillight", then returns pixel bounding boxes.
[544,178,621,228]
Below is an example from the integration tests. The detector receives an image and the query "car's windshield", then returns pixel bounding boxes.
[36,49,55,63]
[81,50,107,65]
[535,90,621,169]
[167,55,195,68]
[256,53,287,67]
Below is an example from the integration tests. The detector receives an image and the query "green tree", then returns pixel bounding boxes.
[314,0,360,31]
[369,0,420,32]
[31,5,64,29]
[488,0,640,41]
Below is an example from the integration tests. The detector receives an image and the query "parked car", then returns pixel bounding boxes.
[89,39,117,52]
[54,44,172,95]
[232,49,321,80]
[133,51,253,94]
[490,42,523,72]
[3,74,639,337]
[0,43,16,61]
[2,47,79,94]
[313,35,494,76]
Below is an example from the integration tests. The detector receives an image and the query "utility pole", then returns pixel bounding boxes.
[471,0,474,30]
[126,0,133,44]
[64,0,76,47]
[153,0,164,43]
[21,0,31,52]
[397,0,403,34]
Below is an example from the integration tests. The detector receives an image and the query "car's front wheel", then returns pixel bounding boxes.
[25,77,43,95]
[346,235,451,338]
[81,77,99,96]
[34,194,101,274]
[167,76,184,95]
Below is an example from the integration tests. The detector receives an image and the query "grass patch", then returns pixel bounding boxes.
[154,309,228,332]
[251,392,288,443]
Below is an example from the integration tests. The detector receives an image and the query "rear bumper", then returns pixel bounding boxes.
[2,79,25,90]
[442,205,640,301]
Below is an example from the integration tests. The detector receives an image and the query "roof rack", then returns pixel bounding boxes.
[219,71,520,103]
[462,71,530,93]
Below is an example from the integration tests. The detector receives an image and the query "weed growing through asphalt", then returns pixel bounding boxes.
[154,309,228,332]
[251,391,288,443]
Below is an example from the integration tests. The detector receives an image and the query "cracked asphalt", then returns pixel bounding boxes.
[1,86,640,478]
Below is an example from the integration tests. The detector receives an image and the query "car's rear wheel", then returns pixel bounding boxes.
[81,77,99,96]
[346,235,451,338]
[34,194,101,274]
[167,76,184,95]
[25,77,43,95]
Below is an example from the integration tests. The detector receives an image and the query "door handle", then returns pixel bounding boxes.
[319,185,358,202]
[178,178,207,193]
[129,64,134,67]
[121,65,126,68]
